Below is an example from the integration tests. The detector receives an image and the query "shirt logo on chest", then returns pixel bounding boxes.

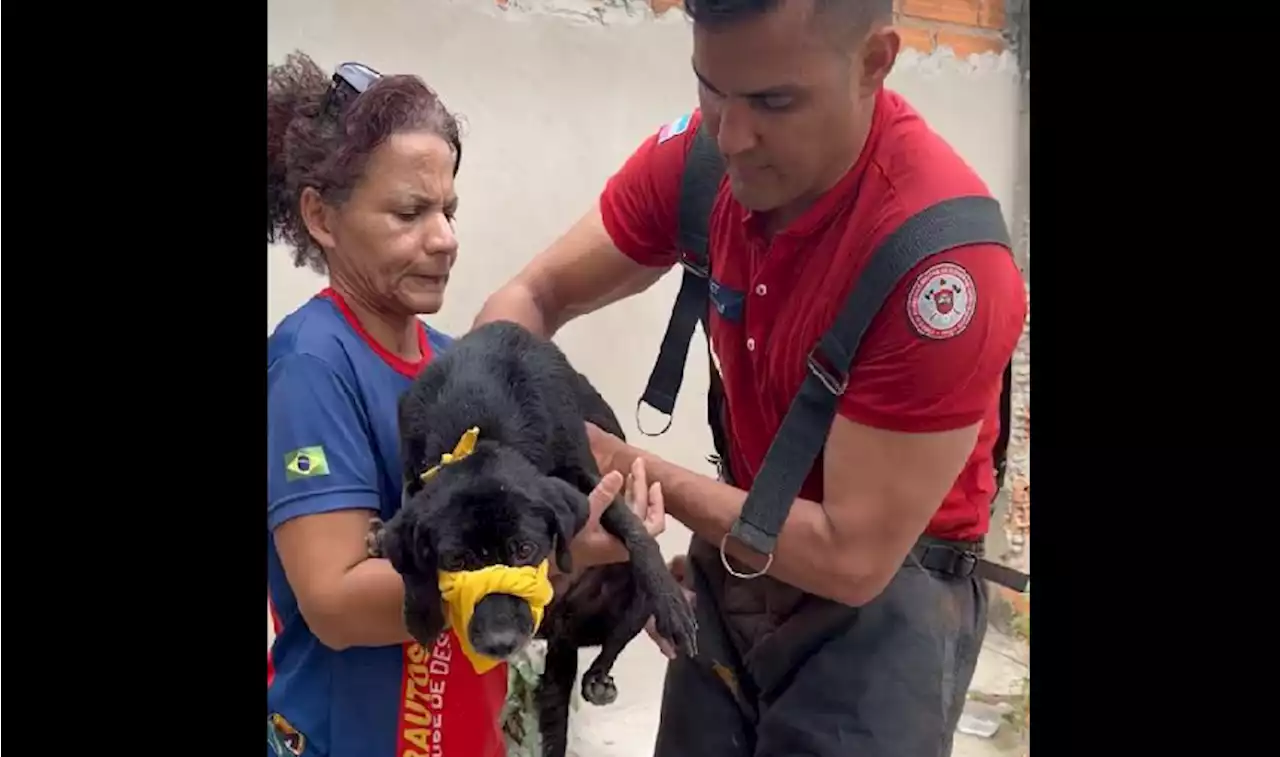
[708,278,745,323]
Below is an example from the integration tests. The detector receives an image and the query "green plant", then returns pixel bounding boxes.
[501,644,546,757]
[1011,603,1029,642]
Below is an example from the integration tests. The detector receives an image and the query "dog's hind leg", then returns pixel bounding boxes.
[580,593,652,707]
[598,500,699,658]
[536,640,578,757]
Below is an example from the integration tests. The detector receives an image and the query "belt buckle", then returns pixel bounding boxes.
[919,543,979,579]
[953,550,979,578]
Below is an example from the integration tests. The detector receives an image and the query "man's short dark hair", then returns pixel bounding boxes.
[684,0,894,37]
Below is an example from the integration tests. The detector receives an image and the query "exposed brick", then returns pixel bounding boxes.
[649,0,684,15]
[896,24,936,54]
[935,30,1004,57]
[900,0,980,26]
[978,0,1006,30]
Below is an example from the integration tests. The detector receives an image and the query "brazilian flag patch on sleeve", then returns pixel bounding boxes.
[284,446,330,482]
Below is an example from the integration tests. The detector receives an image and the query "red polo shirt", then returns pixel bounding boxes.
[599,88,1027,542]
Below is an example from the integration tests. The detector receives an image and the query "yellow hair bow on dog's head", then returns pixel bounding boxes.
[438,560,555,674]
[420,426,481,483]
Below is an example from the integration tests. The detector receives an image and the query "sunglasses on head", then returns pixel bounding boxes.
[324,60,462,176]
[334,61,382,95]
[323,61,382,118]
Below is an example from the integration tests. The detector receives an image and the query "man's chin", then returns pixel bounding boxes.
[728,178,784,214]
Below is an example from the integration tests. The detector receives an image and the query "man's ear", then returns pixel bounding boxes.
[860,26,900,94]
[538,477,591,575]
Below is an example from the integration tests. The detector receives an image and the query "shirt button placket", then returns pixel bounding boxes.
[747,277,767,356]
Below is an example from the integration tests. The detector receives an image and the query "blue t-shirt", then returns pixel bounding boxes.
[267,288,508,757]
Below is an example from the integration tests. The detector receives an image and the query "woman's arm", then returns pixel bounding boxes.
[269,353,413,651]
[274,509,412,650]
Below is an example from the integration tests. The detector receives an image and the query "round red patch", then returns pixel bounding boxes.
[907,262,976,339]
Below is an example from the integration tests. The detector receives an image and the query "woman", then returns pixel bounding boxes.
[266,52,666,757]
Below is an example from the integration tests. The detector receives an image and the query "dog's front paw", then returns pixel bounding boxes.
[651,588,699,659]
[581,668,618,706]
[366,518,387,558]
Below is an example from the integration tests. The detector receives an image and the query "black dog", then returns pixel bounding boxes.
[368,319,697,757]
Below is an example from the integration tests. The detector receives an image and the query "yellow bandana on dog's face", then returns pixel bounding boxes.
[438,560,555,674]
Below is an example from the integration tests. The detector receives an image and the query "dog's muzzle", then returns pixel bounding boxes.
[438,560,555,673]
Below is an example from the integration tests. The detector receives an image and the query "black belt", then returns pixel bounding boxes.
[911,538,1029,592]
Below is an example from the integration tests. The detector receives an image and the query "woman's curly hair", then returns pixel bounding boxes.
[267,51,463,273]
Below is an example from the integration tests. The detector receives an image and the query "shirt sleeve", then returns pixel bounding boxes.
[598,110,703,268]
[838,243,1027,433]
[267,352,382,530]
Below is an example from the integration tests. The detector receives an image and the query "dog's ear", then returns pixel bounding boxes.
[537,476,591,575]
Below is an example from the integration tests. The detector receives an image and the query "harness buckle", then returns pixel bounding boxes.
[806,346,849,396]
[679,250,709,279]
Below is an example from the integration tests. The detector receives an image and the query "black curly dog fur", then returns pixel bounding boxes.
[367,319,698,757]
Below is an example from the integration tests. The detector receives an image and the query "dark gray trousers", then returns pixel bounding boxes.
[652,554,989,757]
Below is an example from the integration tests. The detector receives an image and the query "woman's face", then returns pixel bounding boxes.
[310,130,460,315]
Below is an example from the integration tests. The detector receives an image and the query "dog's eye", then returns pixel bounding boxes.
[512,541,536,562]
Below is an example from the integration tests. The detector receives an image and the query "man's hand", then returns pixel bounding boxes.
[644,554,696,659]
[568,457,665,572]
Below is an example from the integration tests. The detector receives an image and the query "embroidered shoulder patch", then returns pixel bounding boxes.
[906,262,976,339]
[657,112,692,144]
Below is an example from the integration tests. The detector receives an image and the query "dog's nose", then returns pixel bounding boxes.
[474,628,525,659]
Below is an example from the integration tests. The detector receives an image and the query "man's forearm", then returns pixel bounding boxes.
[633,452,885,606]
[473,281,558,338]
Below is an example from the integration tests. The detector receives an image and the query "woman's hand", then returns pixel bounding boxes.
[568,457,666,573]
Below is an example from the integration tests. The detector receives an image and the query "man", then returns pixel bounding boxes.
[474,0,1028,754]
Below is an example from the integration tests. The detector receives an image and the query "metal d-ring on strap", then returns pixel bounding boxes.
[719,531,774,580]
[635,398,675,437]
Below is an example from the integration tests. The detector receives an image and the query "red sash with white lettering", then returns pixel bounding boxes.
[396,629,509,757]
